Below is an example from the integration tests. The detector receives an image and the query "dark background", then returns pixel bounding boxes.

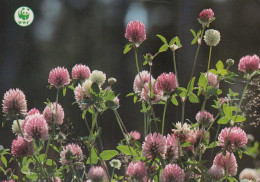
[0,0,260,178]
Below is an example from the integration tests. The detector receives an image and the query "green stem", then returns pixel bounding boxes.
[210,124,220,161]
[161,100,168,135]
[172,50,179,85]
[110,168,115,181]
[201,95,208,111]
[224,153,232,182]
[95,121,103,151]
[144,112,147,137]
[181,100,185,124]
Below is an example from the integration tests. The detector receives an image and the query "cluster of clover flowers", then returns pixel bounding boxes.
[1,8,260,182]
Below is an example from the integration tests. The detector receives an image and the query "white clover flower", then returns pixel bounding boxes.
[12,119,24,135]
[109,159,122,169]
[204,29,221,47]
[82,79,93,98]
[90,70,106,86]
[175,122,191,133]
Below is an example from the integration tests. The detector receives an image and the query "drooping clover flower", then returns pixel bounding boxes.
[12,119,24,135]
[205,72,219,88]
[126,161,147,180]
[125,20,146,46]
[204,29,221,47]
[82,80,93,98]
[239,168,258,181]
[133,70,155,94]
[165,134,179,161]
[199,8,214,23]
[142,132,166,158]
[196,110,214,127]
[113,96,120,108]
[43,103,65,125]
[160,164,185,182]
[48,67,70,88]
[109,159,122,170]
[172,122,191,143]
[2,88,27,116]
[238,54,260,73]
[208,165,225,181]
[218,126,248,152]
[108,77,117,85]
[24,113,49,141]
[128,131,141,141]
[156,72,178,94]
[88,166,106,182]
[60,143,84,166]
[90,70,106,86]
[74,84,90,110]
[11,136,33,156]
[141,82,163,104]
[72,64,91,81]
[213,151,238,176]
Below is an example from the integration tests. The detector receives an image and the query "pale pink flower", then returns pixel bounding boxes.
[208,165,225,181]
[218,126,248,152]
[128,131,141,141]
[213,151,238,176]
[2,180,15,182]
[239,168,257,181]
[220,97,229,105]
[126,161,147,180]
[113,96,120,107]
[156,72,178,94]
[125,20,146,46]
[172,122,191,143]
[238,54,260,73]
[74,84,89,110]
[160,164,185,182]
[205,72,219,88]
[72,64,91,81]
[199,8,214,22]
[88,166,106,182]
[53,177,62,182]
[60,143,84,165]
[165,134,179,161]
[195,110,214,127]
[43,103,64,125]
[2,88,27,116]
[141,82,163,104]
[11,136,33,155]
[133,71,154,94]
[48,67,70,88]
[24,113,49,141]
[142,133,166,158]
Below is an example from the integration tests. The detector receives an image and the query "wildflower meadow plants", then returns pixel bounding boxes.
[1,8,260,182]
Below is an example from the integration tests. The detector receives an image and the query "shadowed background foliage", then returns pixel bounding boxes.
[0,0,260,177]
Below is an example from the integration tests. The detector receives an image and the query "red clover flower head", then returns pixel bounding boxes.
[208,165,225,181]
[11,136,33,156]
[156,72,178,95]
[160,164,185,182]
[199,8,214,23]
[133,70,154,94]
[126,161,147,180]
[48,67,70,89]
[43,102,65,125]
[238,54,260,73]
[196,110,214,127]
[72,64,91,81]
[125,20,146,46]
[88,166,107,182]
[60,143,84,166]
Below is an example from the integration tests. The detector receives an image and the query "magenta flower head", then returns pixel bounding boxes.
[48,67,70,89]
[196,110,214,127]
[24,113,49,142]
[199,8,214,23]
[238,54,260,73]
[72,64,91,81]
[60,143,84,166]
[141,82,163,104]
[208,165,225,181]
[125,20,146,46]
[165,134,179,161]
[88,166,106,182]
[160,164,185,182]
[213,151,237,176]
[11,136,33,156]
[43,103,65,125]
[142,132,166,158]
[2,88,27,116]
[2,179,15,182]
[126,161,147,180]
[133,70,154,94]
[218,126,248,152]
[156,72,178,95]
[128,131,141,141]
